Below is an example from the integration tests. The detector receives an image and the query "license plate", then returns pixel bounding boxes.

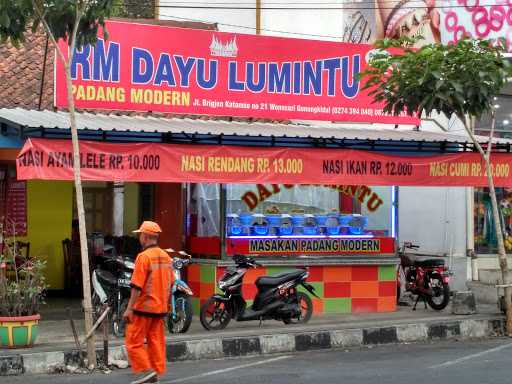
[118,278,131,287]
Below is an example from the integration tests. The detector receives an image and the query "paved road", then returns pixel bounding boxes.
[10,339,512,384]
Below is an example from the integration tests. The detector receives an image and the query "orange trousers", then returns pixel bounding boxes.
[125,315,166,375]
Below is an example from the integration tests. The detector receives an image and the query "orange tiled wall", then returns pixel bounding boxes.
[187,264,397,314]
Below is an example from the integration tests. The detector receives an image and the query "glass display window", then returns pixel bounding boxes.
[475,187,512,254]
[225,184,395,238]
[186,183,396,257]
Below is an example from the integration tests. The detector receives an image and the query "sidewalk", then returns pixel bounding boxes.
[0,302,506,376]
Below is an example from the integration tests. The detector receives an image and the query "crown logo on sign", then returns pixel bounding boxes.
[210,36,238,57]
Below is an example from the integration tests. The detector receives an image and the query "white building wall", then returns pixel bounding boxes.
[260,1,344,41]
[398,187,467,256]
[158,0,255,33]
[398,187,469,291]
[158,0,345,38]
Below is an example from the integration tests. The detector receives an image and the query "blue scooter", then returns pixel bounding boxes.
[164,249,194,333]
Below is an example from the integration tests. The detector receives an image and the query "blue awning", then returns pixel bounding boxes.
[0,134,23,148]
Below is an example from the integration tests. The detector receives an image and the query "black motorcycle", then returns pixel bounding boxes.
[200,255,317,330]
[91,245,134,337]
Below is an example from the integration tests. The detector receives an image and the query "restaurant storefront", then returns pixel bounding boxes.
[4,19,512,316]
[4,119,511,315]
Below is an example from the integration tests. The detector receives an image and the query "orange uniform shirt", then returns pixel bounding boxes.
[130,246,172,316]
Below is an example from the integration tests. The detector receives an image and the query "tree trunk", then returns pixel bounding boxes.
[64,63,97,367]
[31,0,97,367]
[484,157,512,335]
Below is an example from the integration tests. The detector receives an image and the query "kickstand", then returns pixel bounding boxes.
[412,295,420,311]
[259,317,263,327]
[67,307,85,368]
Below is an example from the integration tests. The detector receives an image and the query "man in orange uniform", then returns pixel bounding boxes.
[124,221,172,384]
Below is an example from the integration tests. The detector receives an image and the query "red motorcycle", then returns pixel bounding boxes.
[397,242,451,311]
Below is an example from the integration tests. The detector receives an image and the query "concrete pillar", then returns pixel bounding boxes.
[466,186,478,281]
[113,182,124,237]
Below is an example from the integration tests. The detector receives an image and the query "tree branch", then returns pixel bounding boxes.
[31,1,67,66]
[461,113,487,159]
[486,110,496,160]
[69,1,84,63]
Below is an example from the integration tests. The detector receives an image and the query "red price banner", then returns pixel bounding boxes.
[16,138,512,187]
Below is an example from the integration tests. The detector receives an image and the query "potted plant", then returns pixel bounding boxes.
[0,243,47,348]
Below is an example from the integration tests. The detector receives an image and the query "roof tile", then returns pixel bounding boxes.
[0,19,290,125]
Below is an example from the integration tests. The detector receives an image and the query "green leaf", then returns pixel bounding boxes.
[451,82,463,93]
[0,13,10,28]
[359,37,508,120]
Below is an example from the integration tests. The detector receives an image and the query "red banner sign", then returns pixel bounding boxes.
[15,138,512,187]
[54,20,417,125]
[226,237,395,256]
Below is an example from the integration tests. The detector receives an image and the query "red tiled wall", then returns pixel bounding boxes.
[187,264,397,315]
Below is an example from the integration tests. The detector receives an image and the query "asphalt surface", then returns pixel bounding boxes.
[9,338,512,384]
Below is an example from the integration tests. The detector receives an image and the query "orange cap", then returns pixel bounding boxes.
[133,221,162,235]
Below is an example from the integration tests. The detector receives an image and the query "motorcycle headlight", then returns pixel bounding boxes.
[218,273,241,290]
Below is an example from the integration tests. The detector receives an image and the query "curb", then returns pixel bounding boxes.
[0,317,506,376]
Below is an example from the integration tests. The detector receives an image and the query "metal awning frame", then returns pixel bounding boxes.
[2,115,511,154]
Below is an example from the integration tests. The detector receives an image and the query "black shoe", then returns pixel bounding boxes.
[131,370,157,384]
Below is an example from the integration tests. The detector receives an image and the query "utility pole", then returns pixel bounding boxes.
[256,0,261,35]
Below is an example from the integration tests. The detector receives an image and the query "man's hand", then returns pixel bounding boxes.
[124,287,141,325]
[123,307,134,324]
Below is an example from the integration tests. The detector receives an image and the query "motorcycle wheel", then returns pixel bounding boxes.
[167,293,193,334]
[283,292,313,325]
[427,273,450,311]
[91,292,103,323]
[200,297,231,331]
[112,298,129,337]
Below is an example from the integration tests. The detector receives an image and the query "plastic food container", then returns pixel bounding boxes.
[315,215,328,226]
[230,225,243,235]
[278,225,294,236]
[303,214,317,235]
[348,215,368,235]
[227,214,243,236]
[252,214,268,235]
[326,213,339,226]
[291,214,305,226]
[266,214,282,227]
[239,212,253,226]
[253,224,269,235]
[326,226,341,235]
[338,215,352,227]
[303,226,318,235]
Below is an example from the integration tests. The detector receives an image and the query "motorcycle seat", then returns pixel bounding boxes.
[96,269,117,286]
[256,269,306,287]
[414,259,445,267]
